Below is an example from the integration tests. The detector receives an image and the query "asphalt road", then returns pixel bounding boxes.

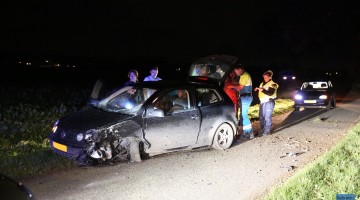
[24,91,360,200]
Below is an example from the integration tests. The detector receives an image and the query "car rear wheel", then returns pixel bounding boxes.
[212,123,234,150]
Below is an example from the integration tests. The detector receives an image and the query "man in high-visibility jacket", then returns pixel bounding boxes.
[254,70,279,136]
[225,64,254,139]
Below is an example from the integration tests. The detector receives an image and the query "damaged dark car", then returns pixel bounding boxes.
[49,77,237,165]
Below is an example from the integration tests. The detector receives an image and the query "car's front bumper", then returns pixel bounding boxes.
[50,139,88,164]
[294,99,329,109]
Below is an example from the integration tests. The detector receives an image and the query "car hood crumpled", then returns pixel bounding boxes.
[58,106,135,132]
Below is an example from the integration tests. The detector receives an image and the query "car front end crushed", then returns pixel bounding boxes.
[49,132,89,164]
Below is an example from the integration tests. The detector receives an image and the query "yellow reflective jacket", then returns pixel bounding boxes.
[258,80,279,103]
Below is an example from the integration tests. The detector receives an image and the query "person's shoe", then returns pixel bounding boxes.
[240,133,248,139]
[262,132,271,136]
[249,132,255,139]
[257,130,264,135]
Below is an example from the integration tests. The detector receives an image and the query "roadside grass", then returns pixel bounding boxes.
[263,122,360,200]
[249,99,294,119]
[0,85,295,179]
[0,85,89,179]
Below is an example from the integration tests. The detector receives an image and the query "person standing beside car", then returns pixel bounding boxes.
[225,64,254,139]
[254,70,279,136]
[144,66,162,81]
[224,70,240,115]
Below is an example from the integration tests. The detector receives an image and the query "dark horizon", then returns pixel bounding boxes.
[1,1,359,72]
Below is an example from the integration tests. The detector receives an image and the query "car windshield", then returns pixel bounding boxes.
[96,86,156,114]
[188,63,230,81]
[300,81,328,90]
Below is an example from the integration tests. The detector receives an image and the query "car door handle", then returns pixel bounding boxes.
[191,114,199,119]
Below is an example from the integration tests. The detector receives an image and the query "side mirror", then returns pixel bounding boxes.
[146,107,164,118]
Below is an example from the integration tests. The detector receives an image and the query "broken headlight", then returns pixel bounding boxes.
[52,120,59,133]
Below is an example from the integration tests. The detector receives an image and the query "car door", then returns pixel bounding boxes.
[144,88,201,152]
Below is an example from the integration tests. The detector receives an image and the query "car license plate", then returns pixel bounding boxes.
[53,141,67,152]
[304,100,316,104]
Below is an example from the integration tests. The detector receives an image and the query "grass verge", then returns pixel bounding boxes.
[249,99,294,119]
[263,122,360,200]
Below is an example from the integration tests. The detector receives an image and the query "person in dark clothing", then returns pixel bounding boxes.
[124,69,139,86]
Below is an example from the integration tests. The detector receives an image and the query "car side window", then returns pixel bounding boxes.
[196,88,222,107]
[153,89,191,114]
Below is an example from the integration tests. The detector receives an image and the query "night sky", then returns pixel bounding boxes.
[1,0,359,70]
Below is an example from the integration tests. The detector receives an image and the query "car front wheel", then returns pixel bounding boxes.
[326,96,336,111]
[212,123,234,150]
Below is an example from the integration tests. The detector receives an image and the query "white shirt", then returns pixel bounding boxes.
[144,76,162,81]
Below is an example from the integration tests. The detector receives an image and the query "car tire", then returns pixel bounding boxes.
[127,138,142,162]
[212,123,234,150]
[326,99,332,110]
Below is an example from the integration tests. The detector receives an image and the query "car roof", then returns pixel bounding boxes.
[132,78,220,90]
[191,54,239,66]
[301,77,332,83]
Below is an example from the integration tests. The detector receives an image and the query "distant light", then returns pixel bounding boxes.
[292,76,296,80]
[26,62,31,66]
[18,61,22,64]
[283,76,287,80]
[176,68,181,71]
[54,64,61,67]
[45,60,49,63]
[73,65,76,68]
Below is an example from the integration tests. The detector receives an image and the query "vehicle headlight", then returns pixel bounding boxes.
[295,94,303,100]
[52,120,59,133]
[283,76,287,80]
[76,133,84,141]
[292,76,296,80]
[319,95,327,99]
